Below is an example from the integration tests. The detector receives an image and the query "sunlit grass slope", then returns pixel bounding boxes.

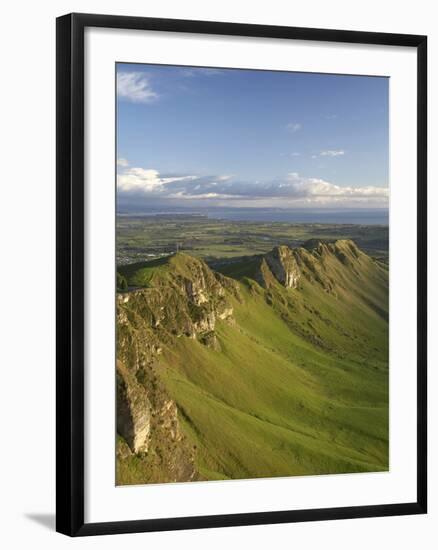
[118,241,388,481]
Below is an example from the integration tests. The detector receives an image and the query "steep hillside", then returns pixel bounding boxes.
[116,240,389,485]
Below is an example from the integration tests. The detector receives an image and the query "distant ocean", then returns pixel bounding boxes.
[119,208,389,226]
[206,208,389,225]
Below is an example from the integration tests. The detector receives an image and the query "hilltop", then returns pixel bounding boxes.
[116,240,389,484]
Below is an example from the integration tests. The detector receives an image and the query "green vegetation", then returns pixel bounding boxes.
[117,214,389,266]
[116,238,388,484]
[116,272,128,291]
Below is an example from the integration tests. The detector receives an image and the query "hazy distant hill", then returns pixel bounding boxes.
[116,240,389,485]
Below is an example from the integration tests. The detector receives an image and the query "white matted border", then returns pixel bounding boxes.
[84,27,417,524]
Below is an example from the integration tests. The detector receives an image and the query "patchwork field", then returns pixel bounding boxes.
[117,214,389,266]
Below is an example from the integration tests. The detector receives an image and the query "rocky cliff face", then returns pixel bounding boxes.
[118,254,237,343]
[253,239,367,294]
[254,245,301,289]
[116,254,241,484]
[265,246,301,288]
[117,361,151,454]
[292,239,367,293]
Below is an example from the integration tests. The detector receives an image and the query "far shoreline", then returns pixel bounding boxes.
[117,207,389,226]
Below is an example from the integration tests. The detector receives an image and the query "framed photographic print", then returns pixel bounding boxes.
[56,13,427,536]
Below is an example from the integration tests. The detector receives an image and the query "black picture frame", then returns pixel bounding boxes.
[56,12,427,537]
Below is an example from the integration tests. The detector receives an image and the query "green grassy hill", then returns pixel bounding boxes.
[116,240,388,484]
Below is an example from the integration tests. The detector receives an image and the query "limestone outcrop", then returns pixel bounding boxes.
[117,361,151,454]
[265,246,301,288]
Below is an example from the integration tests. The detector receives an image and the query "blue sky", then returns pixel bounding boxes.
[117,63,388,210]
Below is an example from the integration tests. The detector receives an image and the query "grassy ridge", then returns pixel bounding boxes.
[117,241,388,483]
[127,246,390,481]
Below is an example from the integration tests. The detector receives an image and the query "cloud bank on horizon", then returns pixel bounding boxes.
[117,162,388,209]
[116,64,389,210]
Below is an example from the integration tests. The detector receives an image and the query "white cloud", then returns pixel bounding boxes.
[180,67,224,77]
[117,158,129,167]
[117,72,158,103]
[291,152,301,157]
[283,172,388,203]
[320,149,345,157]
[167,191,225,200]
[117,167,197,192]
[118,168,163,192]
[117,166,388,208]
[286,122,302,133]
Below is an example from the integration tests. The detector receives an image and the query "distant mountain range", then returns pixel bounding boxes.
[116,239,389,485]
